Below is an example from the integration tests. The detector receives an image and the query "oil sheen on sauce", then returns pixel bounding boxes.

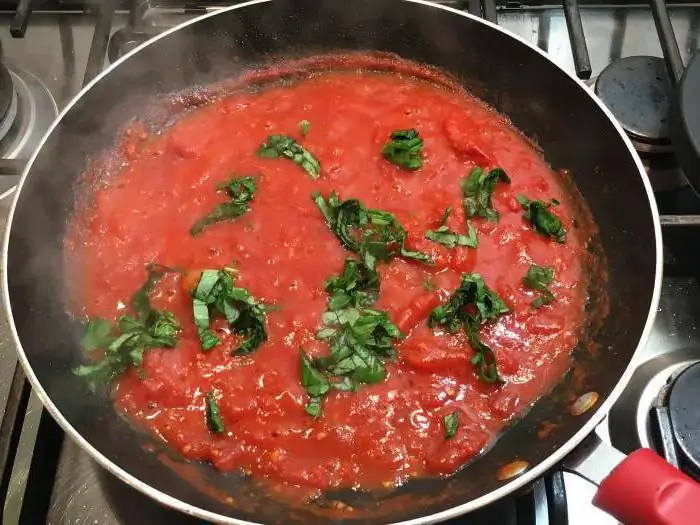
[66,60,589,493]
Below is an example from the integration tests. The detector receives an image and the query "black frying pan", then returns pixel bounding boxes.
[1,0,668,523]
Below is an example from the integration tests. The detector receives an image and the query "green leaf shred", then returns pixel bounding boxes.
[382,129,423,171]
[258,134,320,179]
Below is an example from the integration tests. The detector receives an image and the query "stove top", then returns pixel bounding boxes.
[0,2,698,524]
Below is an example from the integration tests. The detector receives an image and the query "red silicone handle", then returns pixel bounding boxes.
[593,448,700,525]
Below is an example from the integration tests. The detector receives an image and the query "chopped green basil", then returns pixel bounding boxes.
[428,273,509,383]
[444,410,459,439]
[469,336,501,383]
[523,264,555,308]
[205,392,225,433]
[80,318,112,352]
[428,273,509,334]
[258,134,320,179]
[315,307,400,385]
[300,350,331,397]
[382,129,423,171]
[304,396,323,418]
[325,258,380,310]
[73,265,181,390]
[425,207,478,249]
[299,119,311,137]
[462,167,511,221]
[517,195,566,243]
[312,191,431,269]
[191,269,268,355]
[190,176,257,236]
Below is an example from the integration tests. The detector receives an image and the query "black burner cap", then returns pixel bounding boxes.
[668,361,700,472]
[595,56,671,145]
[0,63,13,124]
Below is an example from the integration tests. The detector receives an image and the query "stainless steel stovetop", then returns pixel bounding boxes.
[0,2,699,524]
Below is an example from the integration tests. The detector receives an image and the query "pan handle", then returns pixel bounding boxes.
[564,433,699,524]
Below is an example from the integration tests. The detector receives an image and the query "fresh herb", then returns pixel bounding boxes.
[517,195,566,243]
[191,269,268,355]
[205,392,225,433]
[190,176,257,236]
[325,258,380,310]
[315,307,400,385]
[299,119,311,137]
[300,305,402,418]
[469,336,501,383]
[73,265,181,390]
[312,191,431,269]
[300,350,330,418]
[428,273,509,334]
[444,410,460,439]
[423,277,435,292]
[382,129,424,171]
[425,207,478,249]
[305,396,323,418]
[257,134,320,179]
[428,273,509,383]
[462,167,511,221]
[523,264,555,308]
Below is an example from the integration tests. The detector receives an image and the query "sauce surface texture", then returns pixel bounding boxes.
[66,60,590,492]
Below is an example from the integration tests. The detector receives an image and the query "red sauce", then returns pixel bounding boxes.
[66,58,589,493]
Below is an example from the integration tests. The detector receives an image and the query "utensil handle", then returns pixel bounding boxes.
[565,434,700,524]
[594,448,699,525]
[650,0,684,84]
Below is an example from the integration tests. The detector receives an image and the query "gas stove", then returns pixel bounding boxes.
[0,1,697,524]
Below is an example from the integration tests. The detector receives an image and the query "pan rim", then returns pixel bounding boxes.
[1,0,663,524]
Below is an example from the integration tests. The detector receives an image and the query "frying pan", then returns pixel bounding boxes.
[0,0,691,523]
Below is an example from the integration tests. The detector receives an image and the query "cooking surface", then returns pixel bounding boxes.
[0,2,699,524]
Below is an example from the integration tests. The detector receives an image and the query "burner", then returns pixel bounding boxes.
[666,361,700,473]
[595,56,672,153]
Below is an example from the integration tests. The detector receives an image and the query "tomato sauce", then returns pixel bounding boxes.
[66,57,590,494]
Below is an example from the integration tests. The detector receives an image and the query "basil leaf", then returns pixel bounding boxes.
[425,226,477,249]
[305,396,323,418]
[194,270,220,302]
[429,273,508,383]
[382,129,423,171]
[150,311,180,347]
[517,195,566,243]
[205,392,225,433]
[426,208,478,248]
[444,410,459,439]
[300,350,330,397]
[199,328,220,351]
[467,221,479,248]
[299,119,311,137]
[469,334,501,383]
[325,258,380,310]
[429,273,509,333]
[192,298,210,331]
[73,266,182,390]
[523,264,555,308]
[258,134,320,179]
[73,354,128,388]
[131,264,175,322]
[312,191,431,269]
[81,318,114,352]
[314,306,399,387]
[462,167,510,221]
[191,176,257,236]
[191,269,268,355]
[332,376,358,392]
